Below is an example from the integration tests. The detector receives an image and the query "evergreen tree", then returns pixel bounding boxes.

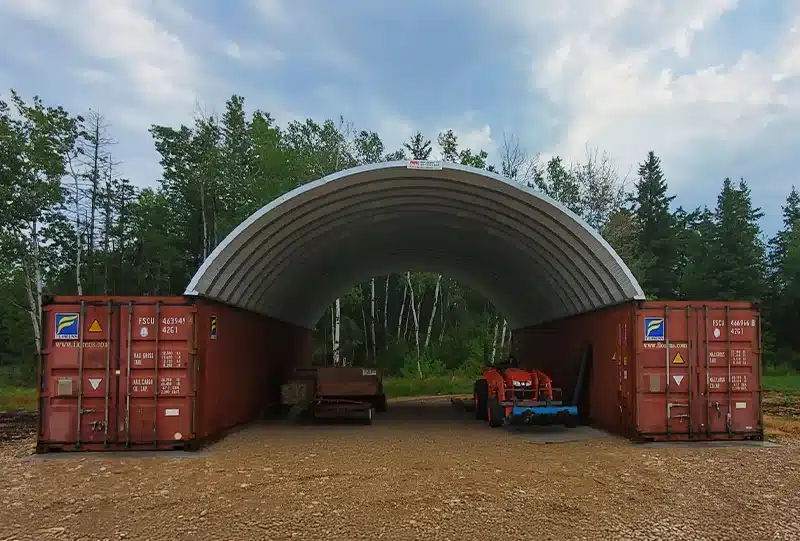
[678,207,716,299]
[631,151,679,298]
[706,178,766,299]
[403,131,432,160]
[765,187,800,367]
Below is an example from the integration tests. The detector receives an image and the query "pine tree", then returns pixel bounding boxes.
[765,187,800,367]
[403,131,432,160]
[631,151,679,298]
[768,187,800,290]
[678,207,716,299]
[706,178,766,299]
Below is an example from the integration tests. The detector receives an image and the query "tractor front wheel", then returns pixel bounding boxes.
[473,379,489,421]
[487,397,505,428]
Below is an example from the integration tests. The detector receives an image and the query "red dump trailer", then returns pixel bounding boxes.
[512,300,763,442]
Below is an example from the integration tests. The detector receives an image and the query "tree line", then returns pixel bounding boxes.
[1,89,798,385]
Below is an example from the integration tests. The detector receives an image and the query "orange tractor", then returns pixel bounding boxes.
[472,357,578,428]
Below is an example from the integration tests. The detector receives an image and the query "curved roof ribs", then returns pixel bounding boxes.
[185,161,645,330]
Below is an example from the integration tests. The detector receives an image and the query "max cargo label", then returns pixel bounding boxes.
[643,317,664,341]
[54,313,79,340]
[708,349,749,366]
[131,376,185,395]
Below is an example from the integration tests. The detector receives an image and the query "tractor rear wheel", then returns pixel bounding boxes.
[473,379,489,421]
[487,397,505,428]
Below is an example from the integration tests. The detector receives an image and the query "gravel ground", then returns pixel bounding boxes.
[1,398,799,541]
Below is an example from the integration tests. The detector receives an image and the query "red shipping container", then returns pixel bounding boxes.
[512,300,762,442]
[37,296,312,452]
[38,296,761,452]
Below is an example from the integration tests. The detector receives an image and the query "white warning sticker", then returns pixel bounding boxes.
[407,159,443,170]
[165,408,180,417]
[735,402,747,409]
[672,375,684,386]
[88,378,102,390]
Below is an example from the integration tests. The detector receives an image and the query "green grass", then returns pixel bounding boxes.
[763,374,800,395]
[3,372,795,409]
[0,386,37,411]
[383,375,475,398]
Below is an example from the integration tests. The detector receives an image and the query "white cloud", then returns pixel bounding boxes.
[0,0,202,122]
[486,0,800,188]
[224,40,285,67]
[429,122,494,161]
[250,0,289,27]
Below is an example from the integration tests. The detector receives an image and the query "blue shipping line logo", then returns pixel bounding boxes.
[54,313,79,340]
[644,317,665,341]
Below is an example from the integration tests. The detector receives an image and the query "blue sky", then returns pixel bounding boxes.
[0,0,797,236]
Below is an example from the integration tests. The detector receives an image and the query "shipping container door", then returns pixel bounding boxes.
[696,306,761,437]
[117,301,197,447]
[40,300,119,448]
[636,306,697,438]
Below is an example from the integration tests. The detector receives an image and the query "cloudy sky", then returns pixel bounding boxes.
[1,0,797,235]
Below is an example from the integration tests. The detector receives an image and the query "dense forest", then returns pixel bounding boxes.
[1,90,798,385]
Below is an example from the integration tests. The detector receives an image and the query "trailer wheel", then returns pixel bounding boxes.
[487,398,505,428]
[361,406,374,425]
[473,379,489,420]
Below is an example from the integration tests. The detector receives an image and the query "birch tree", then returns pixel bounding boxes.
[0,91,81,354]
[405,271,422,375]
[423,273,442,350]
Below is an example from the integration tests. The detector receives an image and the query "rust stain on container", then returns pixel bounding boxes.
[512,300,762,442]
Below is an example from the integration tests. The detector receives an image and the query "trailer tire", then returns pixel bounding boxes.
[361,407,374,425]
[487,398,505,428]
[473,379,489,421]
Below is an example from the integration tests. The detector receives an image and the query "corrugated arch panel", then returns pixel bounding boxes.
[185,161,645,329]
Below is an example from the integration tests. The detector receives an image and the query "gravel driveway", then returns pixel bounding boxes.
[1,397,798,541]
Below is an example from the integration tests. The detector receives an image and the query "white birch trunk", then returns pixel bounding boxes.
[74,175,83,296]
[423,274,442,351]
[396,279,407,340]
[25,221,44,355]
[383,274,390,350]
[332,298,341,366]
[404,272,421,375]
[23,264,41,356]
[498,319,508,352]
[370,277,376,362]
[361,300,369,360]
[200,179,209,260]
[490,317,499,363]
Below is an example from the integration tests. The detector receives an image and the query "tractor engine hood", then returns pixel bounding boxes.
[504,368,533,387]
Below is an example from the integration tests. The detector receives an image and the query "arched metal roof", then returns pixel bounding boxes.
[185,161,645,330]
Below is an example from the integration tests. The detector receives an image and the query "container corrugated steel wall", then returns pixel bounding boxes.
[512,300,763,442]
[40,295,760,452]
[512,302,635,436]
[38,296,312,452]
